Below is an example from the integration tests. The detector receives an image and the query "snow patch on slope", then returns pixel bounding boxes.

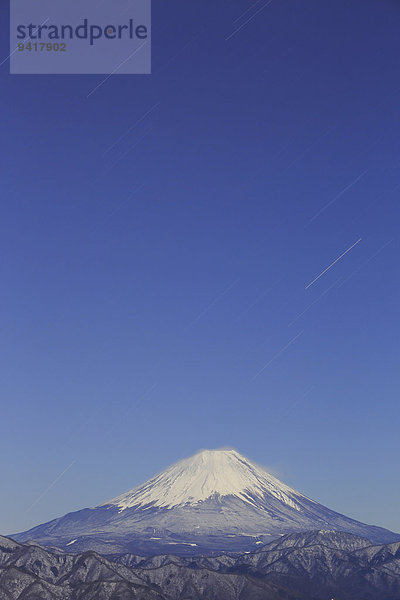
[102,449,307,511]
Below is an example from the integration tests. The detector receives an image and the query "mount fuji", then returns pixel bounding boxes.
[13,449,399,555]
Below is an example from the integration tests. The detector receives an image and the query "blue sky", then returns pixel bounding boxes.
[1,0,399,535]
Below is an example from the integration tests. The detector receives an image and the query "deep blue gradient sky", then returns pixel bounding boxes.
[1,0,399,535]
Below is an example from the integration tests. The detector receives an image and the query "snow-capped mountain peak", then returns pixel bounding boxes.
[14,447,400,555]
[101,448,305,511]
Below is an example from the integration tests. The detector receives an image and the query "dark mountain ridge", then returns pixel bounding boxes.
[2,530,400,599]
